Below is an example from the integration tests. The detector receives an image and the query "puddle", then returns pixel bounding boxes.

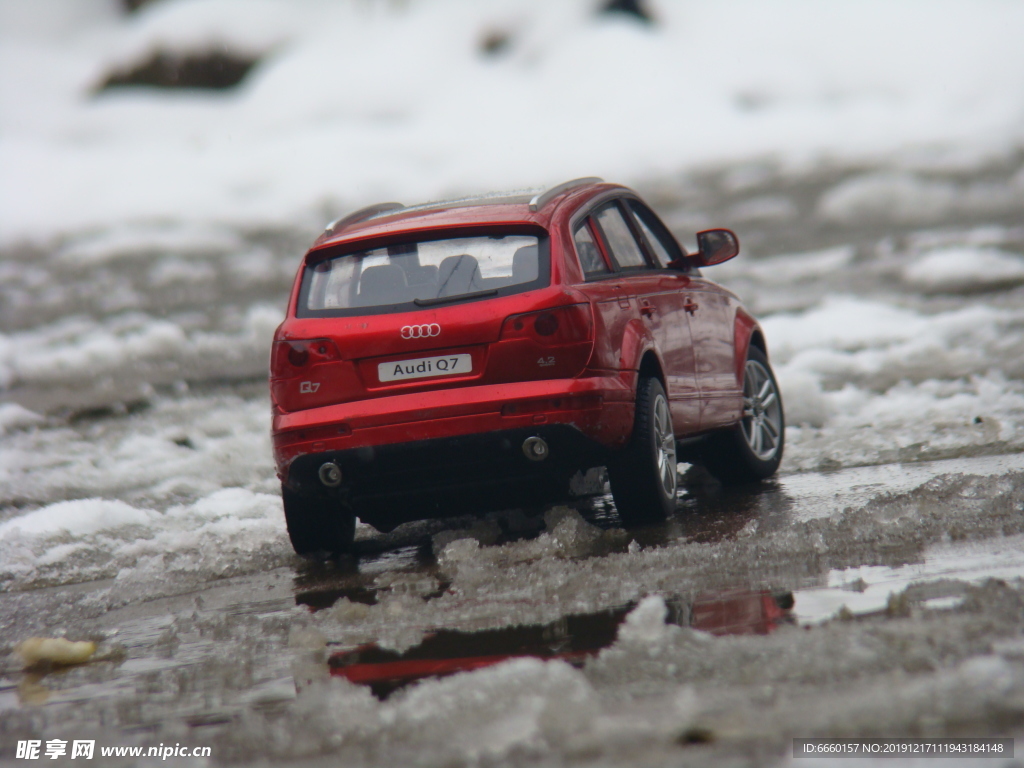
[329,589,794,697]
[294,563,450,612]
[583,466,793,549]
[794,533,1024,623]
[296,585,380,611]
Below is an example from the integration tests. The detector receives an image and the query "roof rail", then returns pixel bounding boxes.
[324,202,404,235]
[528,177,603,212]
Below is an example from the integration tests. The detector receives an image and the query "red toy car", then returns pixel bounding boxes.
[271,178,784,555]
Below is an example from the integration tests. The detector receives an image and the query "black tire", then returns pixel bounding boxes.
[608,377,678,526]
[699,346,784,484]
[282,485,356,557]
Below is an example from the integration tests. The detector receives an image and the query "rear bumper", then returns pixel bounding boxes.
[286,424,608,530]
[271,371,636,482]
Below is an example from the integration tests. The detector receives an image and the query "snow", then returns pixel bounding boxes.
[107,0,299,60]
[4,0,1024,245]
[0,486,288,589]
[616,594,673,646]
[752,295,1024,465]
[902,247,1024,292]
[817,171,960,223]
[0,304,282,391]
[793,534,1024,624]
[0,497,152,539]
[0,403,43,434]
[726,245,856,285]
[57,222,245,266]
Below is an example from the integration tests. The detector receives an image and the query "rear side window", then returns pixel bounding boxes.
[299,234,546,317]
[593,204,649,269]
[573,221,609,277]
[627,200,688,270]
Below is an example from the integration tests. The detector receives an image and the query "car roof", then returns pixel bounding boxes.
[310,179,625,252]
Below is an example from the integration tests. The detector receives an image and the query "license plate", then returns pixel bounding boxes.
[378,353,472,383]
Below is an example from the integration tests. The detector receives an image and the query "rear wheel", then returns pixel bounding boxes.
[608,377,678,526]
[282,485,356,557]
[700,346,784,484]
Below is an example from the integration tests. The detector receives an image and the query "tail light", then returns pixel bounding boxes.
[271,339,341,378]
[499,304,593,344]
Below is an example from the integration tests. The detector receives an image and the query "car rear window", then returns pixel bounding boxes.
[299,234,547,317]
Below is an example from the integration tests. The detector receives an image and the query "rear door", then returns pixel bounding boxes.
[567,217,632,375]
[588,200,700,434]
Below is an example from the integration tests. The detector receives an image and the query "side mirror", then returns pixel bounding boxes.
[692,229,739,267]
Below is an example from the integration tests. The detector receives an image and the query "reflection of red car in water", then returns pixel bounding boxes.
[271,178,785,556]
[328,591,794,697]
[684,589,794,636]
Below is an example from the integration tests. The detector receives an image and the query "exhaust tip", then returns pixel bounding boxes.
[522,436,549,462]
[318,462,343,487]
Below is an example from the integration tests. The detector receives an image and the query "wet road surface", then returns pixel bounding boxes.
[2,451,1024,766]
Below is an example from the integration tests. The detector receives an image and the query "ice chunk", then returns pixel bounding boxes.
[390,658,599,762]
[617,595,672,646]
[327,597,371,624]
[546,507,603,558]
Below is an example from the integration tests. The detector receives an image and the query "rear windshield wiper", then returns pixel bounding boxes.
[414,289,498,307]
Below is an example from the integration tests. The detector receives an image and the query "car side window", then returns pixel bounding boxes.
[627,200,688,271]
[573,220,609,277]
[593,203,649,269]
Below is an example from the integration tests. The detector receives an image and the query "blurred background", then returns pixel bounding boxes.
[3,0,1024,243]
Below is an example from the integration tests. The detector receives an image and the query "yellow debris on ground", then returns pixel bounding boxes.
[15,637,97,667]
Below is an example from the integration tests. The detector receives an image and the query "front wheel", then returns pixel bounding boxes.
[608,377,678,526]
[701,346,785,484]
[282,485,356,558]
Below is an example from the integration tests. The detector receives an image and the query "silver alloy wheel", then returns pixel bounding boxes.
[741,359,783,460]
[653,392,677,498]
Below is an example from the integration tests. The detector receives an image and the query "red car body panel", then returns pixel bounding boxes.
[270,181,767,526]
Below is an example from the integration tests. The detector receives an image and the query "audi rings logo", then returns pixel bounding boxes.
[401,323,441,339]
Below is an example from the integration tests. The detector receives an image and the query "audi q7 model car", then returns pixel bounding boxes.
[271,178,784,556]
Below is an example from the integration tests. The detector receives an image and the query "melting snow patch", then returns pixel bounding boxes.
[0,488,288,590]
[0,497,154,539]
[0,402,44,434]
[57,222,245,265]
[818,171,959,223]
[718,245,856,285]
[385,657,599,763]
[0,305,282,390]
[759,296,1024,467]
[794,534,1024,624]
[902,246,1024,292]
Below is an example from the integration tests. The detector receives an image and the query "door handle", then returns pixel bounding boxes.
[683,298,698,314]
[639,299,655,317]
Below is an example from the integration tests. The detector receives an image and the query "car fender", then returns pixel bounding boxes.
[733,308,762,383]
[620,318,661,375]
